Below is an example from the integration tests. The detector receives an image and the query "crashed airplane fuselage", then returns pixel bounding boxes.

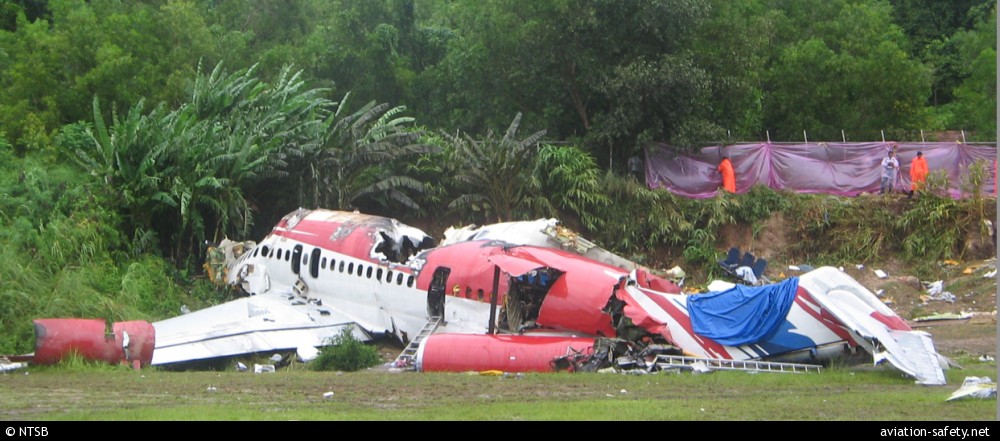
[151,208,946,385]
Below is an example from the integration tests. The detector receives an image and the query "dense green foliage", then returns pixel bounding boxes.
[783,167,997,266]
[0,0,994,355]
[1,1,994,154]
[0,145,226,354]
[310,327,382,372]
[443,113,546,223]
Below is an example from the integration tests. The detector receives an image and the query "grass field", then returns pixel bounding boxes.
[1,356,995,421]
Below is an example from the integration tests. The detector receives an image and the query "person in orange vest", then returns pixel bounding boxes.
[908,151,928,199]
[718,155,736,193]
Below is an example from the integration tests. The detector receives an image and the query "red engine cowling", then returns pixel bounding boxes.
[32,318,155,368]
[415,333,595,373]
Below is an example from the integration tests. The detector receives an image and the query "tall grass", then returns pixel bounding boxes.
[782,165,997,266]
[0,151,224,354]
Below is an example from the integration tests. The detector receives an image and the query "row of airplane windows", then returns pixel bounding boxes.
[248,242,490,301]
[252,243,415,288]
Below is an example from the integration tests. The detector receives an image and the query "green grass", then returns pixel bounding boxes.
[2,361,994,421]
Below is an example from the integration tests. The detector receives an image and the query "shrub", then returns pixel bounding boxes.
[310,327,381,372]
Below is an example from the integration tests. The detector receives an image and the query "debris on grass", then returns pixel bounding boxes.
[946,377,996,402]
[913,312,973,322]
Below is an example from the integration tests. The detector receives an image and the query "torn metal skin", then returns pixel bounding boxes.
[114,208,946,384]
[25,318,155,369]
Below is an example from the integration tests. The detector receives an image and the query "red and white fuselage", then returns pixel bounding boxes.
[151,208,945,384]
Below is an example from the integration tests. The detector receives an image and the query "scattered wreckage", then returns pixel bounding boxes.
[16,208,949,385]
[5,318,155,370]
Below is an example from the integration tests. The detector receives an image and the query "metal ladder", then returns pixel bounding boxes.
[653,355,823,374]
[391,315,442,370]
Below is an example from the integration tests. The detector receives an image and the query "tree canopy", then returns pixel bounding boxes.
[0,0,994,261]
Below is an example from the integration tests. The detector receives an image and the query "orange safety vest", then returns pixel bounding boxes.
[718,158,735,193]
[910,156,928,191]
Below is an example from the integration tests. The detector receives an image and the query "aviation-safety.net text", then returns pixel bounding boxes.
[880,426,990,438]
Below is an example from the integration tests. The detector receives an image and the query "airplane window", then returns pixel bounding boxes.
[386,270,393,282]
[357,264,364,277]
[277,249,282,260]
[465,287,472,299]
[406,275,414,287]
[321,257,327,269]
[303,254,308,265]
[261,246,270,257]
[330,259,336,271]
[366,266,373,278]
[285,250,291,262]
[253,248,259,257]
[477,289,484,301]
[339,261,345,272]
[376,268,383,280]
[348,263,354,274]
[396,273,403,285]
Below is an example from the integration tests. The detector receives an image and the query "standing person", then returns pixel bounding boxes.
[908,151,928,198]
[628,155,644,184]
[880,149,899,195]
[718,155,736,193]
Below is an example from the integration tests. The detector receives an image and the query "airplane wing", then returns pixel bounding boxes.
[151,291,374,366]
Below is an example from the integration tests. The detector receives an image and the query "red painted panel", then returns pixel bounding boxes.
[274,214,385,263]
[416,241,660,337]
[416,240,511,300]
[32,319,155,367]
[270,210,427,275]
[418,334,595,372]
[634,268,682,294]
[794,289,855,342]
[618,287,731,358]
[536,274,618,337]
[507,246,625,336]
[870,311,912,331]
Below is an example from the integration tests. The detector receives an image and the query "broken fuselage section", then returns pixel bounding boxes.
[154,208,945,384]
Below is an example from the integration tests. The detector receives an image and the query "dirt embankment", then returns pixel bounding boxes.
[711,214,997,360]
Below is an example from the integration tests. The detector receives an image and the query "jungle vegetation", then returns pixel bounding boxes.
[0,0,995,354]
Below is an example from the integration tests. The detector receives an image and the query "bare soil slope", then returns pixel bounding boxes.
[715,215,997,360]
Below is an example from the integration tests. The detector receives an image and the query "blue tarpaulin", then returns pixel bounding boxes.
[688,277,799,346]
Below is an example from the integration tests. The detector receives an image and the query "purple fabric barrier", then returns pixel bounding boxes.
[645,142,997,199]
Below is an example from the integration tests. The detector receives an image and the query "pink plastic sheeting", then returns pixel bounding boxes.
[645,142,997,199]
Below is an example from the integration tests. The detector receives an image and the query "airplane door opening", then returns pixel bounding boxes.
[427,267,450,318]
[291,244,303,275]
[309,247,321,278]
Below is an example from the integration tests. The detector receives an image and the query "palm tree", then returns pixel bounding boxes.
[78,63,330,265]
[443,113,546,223]
[309,93,438,211]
